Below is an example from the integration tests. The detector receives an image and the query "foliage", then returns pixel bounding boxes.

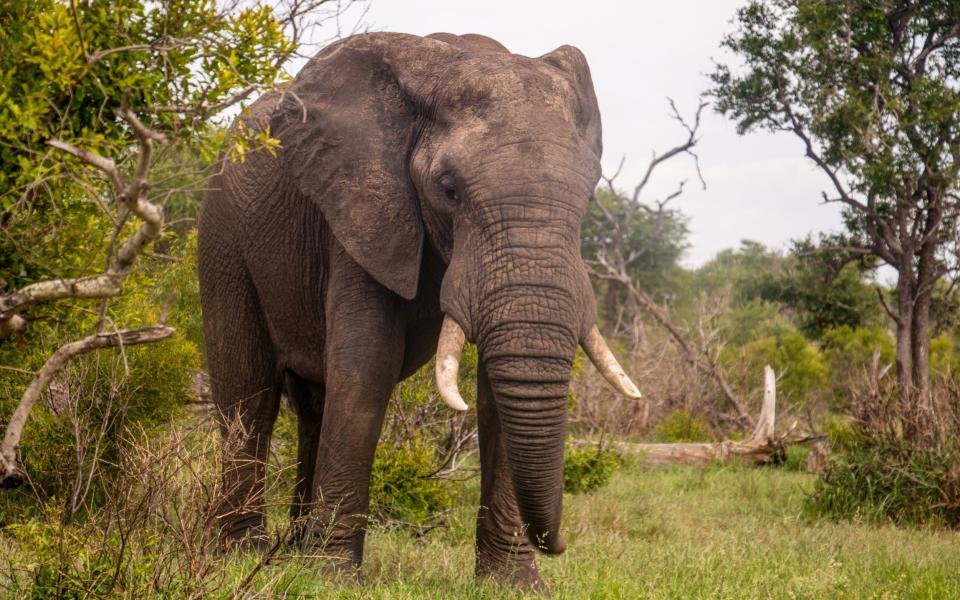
[0,234,202,508]
[652,409,712,443]
[562,442,621,494]
[582,188,689,300]
[808,442,960,528]
[782,443,812,472]
[694,240,880,342]
[711,0,960,396]
[0,0,292,209]
[821,325,895,404]
[369,435,454,524]
[2,420,302,598]
[724,330,827,405]
[823,416,865,452]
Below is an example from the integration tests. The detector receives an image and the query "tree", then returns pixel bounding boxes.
[0,0,351,485]
[712,1,960,417]
[584,100,755,426]
[582,187,689,339]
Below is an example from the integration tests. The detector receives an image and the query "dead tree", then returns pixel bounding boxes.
[586,99,752,426]
[604,366,784,466]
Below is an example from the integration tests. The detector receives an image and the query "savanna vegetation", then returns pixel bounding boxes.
[1,0,959,598]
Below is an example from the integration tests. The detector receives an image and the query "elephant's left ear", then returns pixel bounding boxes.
[539,45,603,157]
[271,33,459,300]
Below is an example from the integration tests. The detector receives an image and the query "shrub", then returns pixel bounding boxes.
[725,330,827,405]
[783,444,812,472]
[652,409,712,443]
[563,442,621,494]
[823,416,864,451]
[0,232,202,514]
[808,442,960,528]
[822,326,896,405]
[369,435,454,524]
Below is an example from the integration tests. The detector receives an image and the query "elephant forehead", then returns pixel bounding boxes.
[442,57,578,123]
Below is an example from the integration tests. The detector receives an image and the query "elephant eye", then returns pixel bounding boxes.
[439,175,460,204]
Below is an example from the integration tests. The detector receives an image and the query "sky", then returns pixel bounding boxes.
[327,0,846,266]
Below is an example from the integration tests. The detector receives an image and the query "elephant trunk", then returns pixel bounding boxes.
[481,310,575,554]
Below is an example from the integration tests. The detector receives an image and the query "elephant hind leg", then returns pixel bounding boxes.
[284,372,325,531]
[200,246,281,549]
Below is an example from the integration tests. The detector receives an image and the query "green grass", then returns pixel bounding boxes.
[211,458,960,599]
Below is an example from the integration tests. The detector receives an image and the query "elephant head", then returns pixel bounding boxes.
[271,32,639,555]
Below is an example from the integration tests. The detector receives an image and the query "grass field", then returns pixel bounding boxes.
[210,457,960,599]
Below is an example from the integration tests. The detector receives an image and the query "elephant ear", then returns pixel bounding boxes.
[539,45,603,157]
[271,33,458,300]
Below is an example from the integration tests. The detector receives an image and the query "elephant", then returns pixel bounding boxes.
[197,31,640,591]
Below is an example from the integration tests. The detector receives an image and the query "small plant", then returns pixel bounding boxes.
[652,409,712,443]
[369,436,454,524]
[808,442,960,528]
[563,442,621,494]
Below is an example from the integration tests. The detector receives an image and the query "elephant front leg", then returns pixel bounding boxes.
[306,284,406,572]
[475,364,547,593]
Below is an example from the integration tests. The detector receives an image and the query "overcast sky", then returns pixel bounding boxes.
[331,0,845,266]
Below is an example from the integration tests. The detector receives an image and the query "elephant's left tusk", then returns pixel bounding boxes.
[436,315,469,411]
[581,325,642,400]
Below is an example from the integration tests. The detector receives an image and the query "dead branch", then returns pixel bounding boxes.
[1,324,175,487]
[585,366,782,466]
[0,105,166,337]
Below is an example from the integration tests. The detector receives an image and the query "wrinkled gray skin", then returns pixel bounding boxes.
[198,31,602,591]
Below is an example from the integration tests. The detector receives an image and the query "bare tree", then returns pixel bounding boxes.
[585,99,752,426]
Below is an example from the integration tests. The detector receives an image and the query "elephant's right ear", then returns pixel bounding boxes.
[271,34,458,300]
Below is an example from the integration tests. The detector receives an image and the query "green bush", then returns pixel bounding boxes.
[563,442,621,494]
[0,231,202,511]
[783,444,812,472]
[652,409,712,443]
[725,330,827,405]
[822,326,896,405]
[823,416,864,452]
[369,436,454,524]
[808,442,960,528]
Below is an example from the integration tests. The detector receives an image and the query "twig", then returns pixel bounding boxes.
[1,325,175,487]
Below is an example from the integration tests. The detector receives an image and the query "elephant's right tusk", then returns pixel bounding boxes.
[581,325,642,400]
[435,315,469,411]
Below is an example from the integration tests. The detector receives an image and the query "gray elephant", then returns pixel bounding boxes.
[197,31,640,591]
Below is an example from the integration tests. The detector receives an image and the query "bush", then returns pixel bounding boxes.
[563,442,621,494]
[0,232,202,515]
[369,436,454,524]
[783,444,812,472]
[725,330,827,405]
[808,442,960,528]
[652,409,712,443]
[822,326,896,405]
[823,416,864,451]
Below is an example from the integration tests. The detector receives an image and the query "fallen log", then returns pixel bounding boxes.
[591,365,785,466]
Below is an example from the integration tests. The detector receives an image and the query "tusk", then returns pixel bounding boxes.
[435,315,469,411]
[581,326,642,399]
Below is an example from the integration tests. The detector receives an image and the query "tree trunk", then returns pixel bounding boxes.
[895,259,916,412]
[911,225,938,413]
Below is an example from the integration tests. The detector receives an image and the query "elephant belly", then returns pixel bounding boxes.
[242,189,330,384]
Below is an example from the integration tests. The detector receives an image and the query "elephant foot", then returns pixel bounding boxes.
[477,559,548,595]
[318,559,362,585]
[218,512,268,553]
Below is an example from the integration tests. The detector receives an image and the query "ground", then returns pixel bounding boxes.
[217,457,960,598]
